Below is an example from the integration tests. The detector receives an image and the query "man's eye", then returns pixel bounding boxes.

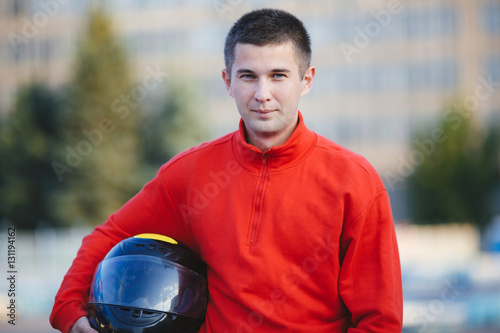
[273,74,286,79]
[241,74,255,79]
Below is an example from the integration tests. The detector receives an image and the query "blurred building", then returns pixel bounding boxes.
[1,0,499,203]
[1,2,500,331]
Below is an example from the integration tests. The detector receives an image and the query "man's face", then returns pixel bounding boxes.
[222,42,315,150]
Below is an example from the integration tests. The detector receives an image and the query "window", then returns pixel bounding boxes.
[482,1,500,35]
[6,0,26,16]
[108,0,180,13]
[404,4,456,39]
[408,60,457,91]
[486,55,500,84]
[40,38,54,63]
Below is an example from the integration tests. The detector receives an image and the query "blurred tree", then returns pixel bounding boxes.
[53,8,144,226]
[408,105,500,232]
[139,80,208,178]
[0,83,64,228]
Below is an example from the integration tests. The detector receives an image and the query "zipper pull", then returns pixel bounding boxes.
[262,152,268,162]
[261,154,268,166]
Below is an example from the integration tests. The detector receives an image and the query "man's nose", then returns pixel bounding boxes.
[254,80,272,103]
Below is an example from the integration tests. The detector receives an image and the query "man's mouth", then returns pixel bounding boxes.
[252,109,276,114]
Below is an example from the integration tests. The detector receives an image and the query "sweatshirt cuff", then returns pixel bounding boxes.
[51,302,88,333]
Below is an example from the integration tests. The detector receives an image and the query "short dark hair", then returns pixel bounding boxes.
[224,8,311,77]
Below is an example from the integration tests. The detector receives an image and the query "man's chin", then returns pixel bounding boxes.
[250,129,282,141]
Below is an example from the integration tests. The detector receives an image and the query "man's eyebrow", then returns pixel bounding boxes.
[271,68,291,72]
[235,68,291,74]
[236,69,256,74]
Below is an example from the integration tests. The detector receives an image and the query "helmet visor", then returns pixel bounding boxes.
[89,255,207,319]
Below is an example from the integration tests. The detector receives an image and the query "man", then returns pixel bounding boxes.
[51,8,403,333]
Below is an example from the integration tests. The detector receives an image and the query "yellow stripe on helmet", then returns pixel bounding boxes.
[134,233,178,244]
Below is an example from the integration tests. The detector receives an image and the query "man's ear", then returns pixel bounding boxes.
[222,68,234,97]
[301,66,316,97]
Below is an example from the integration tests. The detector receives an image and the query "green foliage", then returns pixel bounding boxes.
[140,80,207,177]
[0,83,64,228]
[408,105,500,231]
[1,8,208,229]
[53,8,144,226]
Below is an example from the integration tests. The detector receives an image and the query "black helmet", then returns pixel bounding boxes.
[87,234,208,333]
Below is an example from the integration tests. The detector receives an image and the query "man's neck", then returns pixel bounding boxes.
[245,120,299,152]
[247,135,284,152]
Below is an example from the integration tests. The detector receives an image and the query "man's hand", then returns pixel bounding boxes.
[69,316,98,333]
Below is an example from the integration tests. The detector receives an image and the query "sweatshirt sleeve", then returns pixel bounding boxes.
[338,189,403,332]
[49,165,188,332]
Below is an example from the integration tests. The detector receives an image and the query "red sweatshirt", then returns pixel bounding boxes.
[50,112,403,332]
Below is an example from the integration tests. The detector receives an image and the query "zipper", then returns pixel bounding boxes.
[248,153,270,245]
